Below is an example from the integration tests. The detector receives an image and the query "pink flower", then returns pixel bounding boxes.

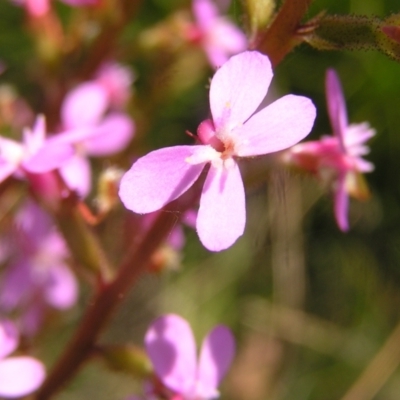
[0,320,45,397]
[119,51,316,251]
[27,79,134,197]
[0,115,70,183]
[0,200,77,335]
[94,62,134,108]
[189,0,247,68]
[145,314,235,400]
[11,0,50,16]
[285,69,375,231]
[12,0,99,17]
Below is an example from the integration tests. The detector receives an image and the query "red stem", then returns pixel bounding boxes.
[34,208,180,400]
[251,0,314,67]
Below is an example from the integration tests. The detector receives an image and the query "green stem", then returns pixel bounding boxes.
[57,203,114,282]
[341,321,400,400]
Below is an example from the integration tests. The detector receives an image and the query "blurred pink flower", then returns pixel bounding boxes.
[189,0,247,68]
[145,314,235,400]
[0,115,71,184]
[119,51,316,251]
[60,0,98,6]
[0,200,77,336]
[285,69,375,231]
[94,62,134,108]
[0,320,45,397]
[28,77,134,197]
[13,0,99,17]
[11,0,50,16]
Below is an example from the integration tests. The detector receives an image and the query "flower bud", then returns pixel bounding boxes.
[95,167,124,215]
[244,0,275,36]
[100,345,153,378]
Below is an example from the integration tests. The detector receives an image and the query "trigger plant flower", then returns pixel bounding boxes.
[0,320,45,397]
[119,51,316,251]
[285,69,375,231]
[145,314,235,400]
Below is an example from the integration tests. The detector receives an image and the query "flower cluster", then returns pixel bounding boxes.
[26,63,134,197]
[0,62,135,199]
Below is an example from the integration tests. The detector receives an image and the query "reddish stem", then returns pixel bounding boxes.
[251,0,314,67]
[34,207,180,400]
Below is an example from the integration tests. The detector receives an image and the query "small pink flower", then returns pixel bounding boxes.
[0,200,77,335]
[0,115,71,183]
[27,79,134,197]
[189,0,247,68]
[11,0,50,16]
[119,51,316,251]
[12,0,99,17]
[286,69,375,231]
[94,62,134,108]
[0,320,45,397]
[145,314,235,400]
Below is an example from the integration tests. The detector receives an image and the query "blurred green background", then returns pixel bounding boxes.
[2,0,400,399]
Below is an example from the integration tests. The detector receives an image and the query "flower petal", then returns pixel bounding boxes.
[95,62,133,108]
[197,325,235,398]
[60,155,92,198]
[193,0,218,31]
[61,82,108,129]
[48,127,98,145]
[0,357,45,397]
[23,115,46,154]
[326,69,347,151]
[119,146,206,214]
[14,199,53,242]
[83,113,134,156]
[22,140,74,173]
[345,123,375,149]
[0,137,23,165]
[44,263,77,309]
[209,51,272,129]
[0,320,18,359]
[197,161,245,251]
[354,157,374,173]
[235,94,316,157]
[334,173,349,232]
[145,314,197,395]
[204,20,247,68]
